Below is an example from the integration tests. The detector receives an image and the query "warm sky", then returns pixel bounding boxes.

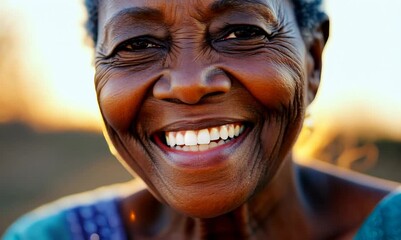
[1,0,401,140]
[316,0,401,141]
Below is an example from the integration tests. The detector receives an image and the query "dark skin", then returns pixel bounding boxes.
[94,0,398,239]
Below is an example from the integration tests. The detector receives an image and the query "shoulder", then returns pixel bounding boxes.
[2,209,70,240]
[355,189,401,239]
[296,160,400,236]
[297,159,399,201]
[3,181,142,240]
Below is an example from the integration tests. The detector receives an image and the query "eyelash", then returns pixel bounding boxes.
[216,25,269,42]
[115,37,163,53]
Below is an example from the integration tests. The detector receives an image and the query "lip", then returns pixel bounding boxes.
[152,124,251,169]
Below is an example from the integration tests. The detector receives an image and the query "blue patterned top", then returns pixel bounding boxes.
[3,190,401,239]
[355,191,401,239]
[3,196,127,240]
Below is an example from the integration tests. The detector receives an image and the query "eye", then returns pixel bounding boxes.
[219,25,268,41]
[116,37,162,52]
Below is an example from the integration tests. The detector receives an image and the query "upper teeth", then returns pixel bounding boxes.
[165,124,245,147]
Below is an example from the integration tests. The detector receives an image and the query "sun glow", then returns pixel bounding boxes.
[294,0,401,162]
[0,0,100,131]
[0,0,401,139]
[313,0,401,141]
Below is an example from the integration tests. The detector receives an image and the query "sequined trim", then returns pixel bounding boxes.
[65,198,127,240]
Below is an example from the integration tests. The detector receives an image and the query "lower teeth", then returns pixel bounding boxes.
[173,139,230,152]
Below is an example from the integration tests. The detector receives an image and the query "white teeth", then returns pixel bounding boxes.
[219,125,229,140]
[197,129,211,145]
[165,123,246,151]
[210,127,220,141]
[199,144,209,151]
[165,135,170,146]
[184,131,198,146]
[234,125,240,137]
[176,132,185,145]
[190,145,199,151]
[228,124,235,138]
[167,132,176,147]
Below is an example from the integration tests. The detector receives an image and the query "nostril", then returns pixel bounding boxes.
[160,91,226,105]
[161,98,187,104]
[153,67,231,104]
[202,91,226,99]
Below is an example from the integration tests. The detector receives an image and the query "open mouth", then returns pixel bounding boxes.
[155,123,248,152]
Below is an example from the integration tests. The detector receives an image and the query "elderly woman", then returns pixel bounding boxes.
[4,0,401,239]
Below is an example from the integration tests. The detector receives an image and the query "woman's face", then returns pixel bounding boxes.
[95,0,313,217]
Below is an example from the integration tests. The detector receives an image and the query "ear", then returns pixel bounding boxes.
[306,16,330,105]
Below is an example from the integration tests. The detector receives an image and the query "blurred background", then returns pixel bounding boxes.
[1,0,401,233]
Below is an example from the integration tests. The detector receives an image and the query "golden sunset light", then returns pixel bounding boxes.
[1,0,99,131]
[1,0,401,138]
[314,0,401,141]
[2,0,401,236]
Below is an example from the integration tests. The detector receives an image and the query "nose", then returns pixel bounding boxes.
[153,62,231,104]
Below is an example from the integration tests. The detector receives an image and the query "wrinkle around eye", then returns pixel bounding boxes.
[212,39,268,54]
[102,50,165,70]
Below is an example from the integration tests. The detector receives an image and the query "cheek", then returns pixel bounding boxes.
[96,69,160,131]
[222,58,302,110]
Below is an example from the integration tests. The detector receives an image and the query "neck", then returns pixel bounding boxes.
[121,155,315,239]
[186,155,313,239]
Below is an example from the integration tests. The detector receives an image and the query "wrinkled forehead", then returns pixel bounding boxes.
[97,0,289,28]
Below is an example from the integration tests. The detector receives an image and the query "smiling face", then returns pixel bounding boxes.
[95,0,317,217]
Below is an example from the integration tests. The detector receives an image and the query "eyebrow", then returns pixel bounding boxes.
[210,0,266,10]
[104,0,275,29]
[101,7,164,50]
[100,0,277,48]
[209,0,277,22]
[104,7,163,32]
